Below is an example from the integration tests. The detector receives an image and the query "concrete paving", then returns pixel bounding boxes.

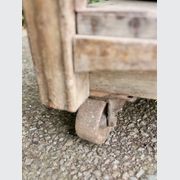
[22,35,157,180]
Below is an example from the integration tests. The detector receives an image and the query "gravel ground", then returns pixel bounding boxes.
[22,34,157,180]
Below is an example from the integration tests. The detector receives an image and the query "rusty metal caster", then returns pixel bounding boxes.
[75,96,135,144]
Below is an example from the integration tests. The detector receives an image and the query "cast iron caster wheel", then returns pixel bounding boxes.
[75,99,112,144]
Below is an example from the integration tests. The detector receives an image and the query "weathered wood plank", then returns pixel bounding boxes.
[90,71,157,99]
[23,0,89,112]
[77,1,156,38]
[23,0,64,108]
[74,35,157,72]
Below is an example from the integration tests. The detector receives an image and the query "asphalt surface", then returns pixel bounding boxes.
[22,34,157,180]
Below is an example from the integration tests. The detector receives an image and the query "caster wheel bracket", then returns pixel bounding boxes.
[75,96,136,144]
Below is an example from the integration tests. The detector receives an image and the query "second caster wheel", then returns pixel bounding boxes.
[75,99,112,144]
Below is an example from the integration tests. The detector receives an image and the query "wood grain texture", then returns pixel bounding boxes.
[77,0,156,38]
[58,0,89,112]
[90,71,157,99]
[23,0,89,112]
[23,0,62,107]
[74,35,157,72]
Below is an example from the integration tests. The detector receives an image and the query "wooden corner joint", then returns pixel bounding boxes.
[75,0,87,11]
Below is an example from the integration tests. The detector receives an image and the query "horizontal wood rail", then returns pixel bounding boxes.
[74,35,157,72]
[90,71,157,100]
[76,0,156,39]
